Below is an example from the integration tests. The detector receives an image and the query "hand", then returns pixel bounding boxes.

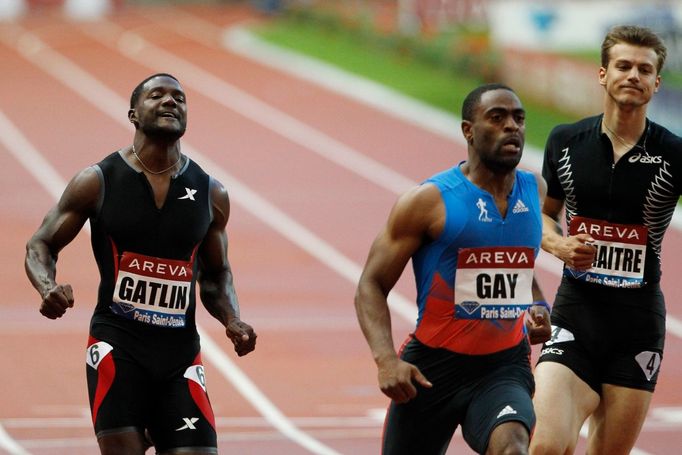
[377,356,432,403]
[39,284,74,319]
[525,305,551,345]
[557,233,597,270]
[226,319,257,356]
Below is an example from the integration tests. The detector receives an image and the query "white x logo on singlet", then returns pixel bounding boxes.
[178,187,197,201]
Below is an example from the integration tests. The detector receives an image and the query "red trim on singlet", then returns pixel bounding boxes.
[88,336,116,426]
[189,244,200,263]
[415,273,525,355]
[109,237,119,279]
[188,353,216,430]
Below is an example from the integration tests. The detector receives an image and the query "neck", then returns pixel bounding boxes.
[130,142,183,175]
[461,161,515,199]
[602,100,647,141]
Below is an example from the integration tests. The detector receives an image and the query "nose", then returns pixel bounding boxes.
[161,93,177,106]
[627,67,641,81]
[504,116,521,131]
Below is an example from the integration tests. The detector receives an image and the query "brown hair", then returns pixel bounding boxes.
[601,25,667,73]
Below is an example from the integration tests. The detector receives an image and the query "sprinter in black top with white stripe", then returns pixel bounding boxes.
[531,26,682,455]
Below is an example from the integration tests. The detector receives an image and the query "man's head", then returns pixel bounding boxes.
[461,84,525,173]
[128,73,187,142]
[601,25,667,74]
[599,26,665,109]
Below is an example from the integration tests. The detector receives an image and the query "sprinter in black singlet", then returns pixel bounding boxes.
[531,26,682,455]
[25,73,257,455]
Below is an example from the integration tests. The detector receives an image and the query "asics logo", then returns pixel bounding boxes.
[541,347,564,356]
[628,153,662,164]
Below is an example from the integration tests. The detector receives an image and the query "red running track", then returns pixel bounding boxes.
[0,4,681,454]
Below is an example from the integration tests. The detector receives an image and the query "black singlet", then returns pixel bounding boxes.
[543,115,682,286]
[89,150,212,347]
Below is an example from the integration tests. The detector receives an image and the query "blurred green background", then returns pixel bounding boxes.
[246,0,682,150]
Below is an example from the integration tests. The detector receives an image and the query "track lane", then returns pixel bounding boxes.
[0,5,676,454]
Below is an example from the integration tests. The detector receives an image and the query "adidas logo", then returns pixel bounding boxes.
[512,199,529,214]
[497,405,517,418]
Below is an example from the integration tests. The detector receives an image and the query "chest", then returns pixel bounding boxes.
[97,170,211,257]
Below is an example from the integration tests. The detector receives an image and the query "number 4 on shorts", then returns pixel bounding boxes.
[635,351,661,381]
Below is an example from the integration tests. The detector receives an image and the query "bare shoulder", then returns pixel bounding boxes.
[60,166,102,214]
[529,171,547,199]
[208,177,230,227]
[389,183,444,238]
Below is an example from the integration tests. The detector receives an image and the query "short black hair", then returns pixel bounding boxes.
[461,83,515,121]
[129,73,180,109]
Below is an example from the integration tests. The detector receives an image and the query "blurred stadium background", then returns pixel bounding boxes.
[3,0,682,135]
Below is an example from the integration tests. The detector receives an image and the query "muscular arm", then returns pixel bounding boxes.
[524,173,551,344]
[354,184,441,402]
[542,196,596,270]
[25,167,100,319]
[197,179,256,357]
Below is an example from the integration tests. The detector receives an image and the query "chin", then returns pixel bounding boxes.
[143,125,186,142]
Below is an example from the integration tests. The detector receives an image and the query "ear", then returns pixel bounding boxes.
[598,67,607,87]
[654,74,661,93]
[128,109,138,127]
[461,121,473,145]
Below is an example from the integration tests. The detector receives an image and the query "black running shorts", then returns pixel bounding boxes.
[382,337,535,454]
[86,335,218,453]
[537,277,665,394]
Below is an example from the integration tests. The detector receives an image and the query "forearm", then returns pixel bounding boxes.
[541,213,565,258]
[531,276,545,302]
[354,282,399,365]
[25,238,58,298]
[199,269,240,327]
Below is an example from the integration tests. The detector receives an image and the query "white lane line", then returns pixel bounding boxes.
[222,25,682,233]
[92,19,682,340]
[82,21,415,196]
[0,423,30,455]
[1,415,383,429]
[1,33,340,455]
[0,23,672,455]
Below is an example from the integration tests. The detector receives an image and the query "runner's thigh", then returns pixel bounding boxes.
[147,353,217,453]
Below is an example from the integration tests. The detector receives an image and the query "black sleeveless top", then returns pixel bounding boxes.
[543,115,682,285]
[89,151,212,346]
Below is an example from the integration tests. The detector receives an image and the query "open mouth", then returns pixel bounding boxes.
[502,136,522,151]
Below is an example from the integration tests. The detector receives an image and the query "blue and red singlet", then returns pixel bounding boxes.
[412,164,542,355]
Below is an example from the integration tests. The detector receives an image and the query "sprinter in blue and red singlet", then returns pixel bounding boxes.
[355,84,551,455]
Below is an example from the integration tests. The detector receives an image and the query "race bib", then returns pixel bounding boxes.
[111,252,193,328]
[454,246,534,319]
[565,216,647,288]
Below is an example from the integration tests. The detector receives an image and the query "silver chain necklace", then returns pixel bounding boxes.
[602,120,648,152]
[131,145,183,175]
